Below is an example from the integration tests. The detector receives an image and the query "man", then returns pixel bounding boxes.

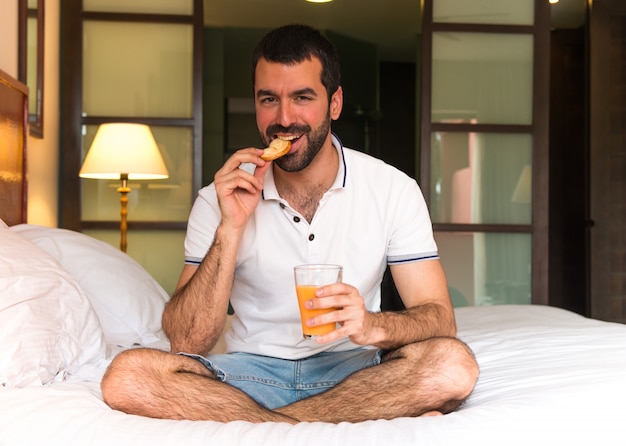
[101,24,478,424]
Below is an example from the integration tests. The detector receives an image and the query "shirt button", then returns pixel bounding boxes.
[279,203,286,209]
[308,234,315,241]
[293,216,300,223]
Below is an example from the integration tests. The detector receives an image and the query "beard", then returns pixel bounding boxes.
[260,113,331,173]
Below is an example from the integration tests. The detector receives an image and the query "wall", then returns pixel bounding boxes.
[0,0,60,227]
[589,0,626,323]
[0,2,18,75]
[549,28,587,317]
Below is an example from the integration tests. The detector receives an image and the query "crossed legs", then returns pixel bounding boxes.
[101,337,478,424]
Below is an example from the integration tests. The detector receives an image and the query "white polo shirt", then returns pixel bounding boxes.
[184,135,438,359]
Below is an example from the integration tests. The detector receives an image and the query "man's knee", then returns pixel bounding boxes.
[101,348,167,411]
[102,349,143,408]
[390,337,479,403]
[436,337,478,399]
[101,348,216,412]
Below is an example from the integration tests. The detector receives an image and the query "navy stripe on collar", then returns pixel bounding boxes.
[332,132,348,188]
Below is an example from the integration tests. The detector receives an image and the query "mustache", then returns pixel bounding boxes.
[266,124,311,137]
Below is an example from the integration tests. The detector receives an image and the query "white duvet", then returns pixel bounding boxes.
[2,305,626,446]
[1,224,625,445]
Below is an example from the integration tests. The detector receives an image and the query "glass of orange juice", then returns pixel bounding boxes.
[294,264,343,338]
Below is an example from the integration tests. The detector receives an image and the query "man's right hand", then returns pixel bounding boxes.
[213,148,272,232]
[164,148,271,355]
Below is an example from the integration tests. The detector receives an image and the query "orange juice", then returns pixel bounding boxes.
[296,285,336,336]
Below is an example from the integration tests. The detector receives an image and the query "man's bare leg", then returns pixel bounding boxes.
[102,337,477,424]
[101,348,297,423]
[275,337,478,423]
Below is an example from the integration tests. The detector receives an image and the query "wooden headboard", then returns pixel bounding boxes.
[0,69,28,226]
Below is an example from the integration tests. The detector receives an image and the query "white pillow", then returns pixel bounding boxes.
[0,226,106,387]
[11,225,170,347]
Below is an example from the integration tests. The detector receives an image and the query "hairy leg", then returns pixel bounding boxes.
[102,338,477,424]
[276,337,478,423]
[101,348,297,423]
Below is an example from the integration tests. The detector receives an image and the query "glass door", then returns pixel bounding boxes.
[421,0,550,306]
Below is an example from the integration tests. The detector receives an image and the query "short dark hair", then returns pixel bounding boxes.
[251,24,341,100]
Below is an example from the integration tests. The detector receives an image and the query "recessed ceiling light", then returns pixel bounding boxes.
[549,0,559,4]
[306,0,333,3]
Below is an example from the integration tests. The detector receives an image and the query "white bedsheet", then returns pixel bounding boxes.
[1,305,625,446]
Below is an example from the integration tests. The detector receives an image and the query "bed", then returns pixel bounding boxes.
[2,68,626,445]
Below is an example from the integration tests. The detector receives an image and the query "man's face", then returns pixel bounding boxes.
[254,57,342,172]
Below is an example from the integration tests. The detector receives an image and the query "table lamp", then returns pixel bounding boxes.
[79,123,168,252]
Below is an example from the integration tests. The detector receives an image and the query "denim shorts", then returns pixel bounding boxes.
[182,349,382,410]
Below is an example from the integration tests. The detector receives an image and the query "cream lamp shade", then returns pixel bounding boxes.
[79,123,168,180]
[79,123,168,252]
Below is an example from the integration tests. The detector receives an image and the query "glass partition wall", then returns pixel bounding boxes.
[421,0,550,306]
[60,0,550,304]
[60,0,203,294]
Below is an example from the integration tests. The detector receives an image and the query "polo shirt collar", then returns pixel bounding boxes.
[262,132,347,201]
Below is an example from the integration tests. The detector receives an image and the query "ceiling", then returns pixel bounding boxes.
[204,0,587,62]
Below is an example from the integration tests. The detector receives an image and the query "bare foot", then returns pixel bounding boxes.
[420,410,443,417]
